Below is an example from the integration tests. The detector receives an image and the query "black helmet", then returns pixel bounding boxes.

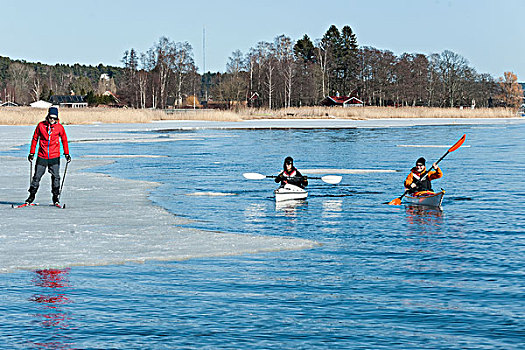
[416,157,426,166]
[283,156,294,169]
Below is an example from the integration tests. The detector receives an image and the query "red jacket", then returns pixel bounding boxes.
[30,120,69,159]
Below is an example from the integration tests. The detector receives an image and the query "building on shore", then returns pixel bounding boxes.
[0,101,19,107]
[30,100,53,109]
[49,95,87,108]
[320,95,364,107]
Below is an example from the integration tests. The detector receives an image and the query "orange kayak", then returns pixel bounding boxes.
[404,190,445,208]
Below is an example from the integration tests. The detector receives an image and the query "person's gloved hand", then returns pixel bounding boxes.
[28,153,34,162]
[65,154,71,163]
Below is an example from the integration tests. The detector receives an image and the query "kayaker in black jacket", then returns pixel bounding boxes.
[405,157,443,194]
[275,156,308,188]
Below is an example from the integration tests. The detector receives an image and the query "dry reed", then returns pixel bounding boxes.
[240,106,517,119]
[0,106,517,125]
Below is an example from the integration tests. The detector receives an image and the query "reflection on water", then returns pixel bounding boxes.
[322,199,343,218]
[244,203,267,220]
[404,204,443,230]
[275,200,308,217]
[30,269,73,349]
[321,199,343,235]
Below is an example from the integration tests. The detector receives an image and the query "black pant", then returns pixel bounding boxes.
[29,159,61,195]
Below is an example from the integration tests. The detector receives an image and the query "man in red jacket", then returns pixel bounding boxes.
[26,106,71,205]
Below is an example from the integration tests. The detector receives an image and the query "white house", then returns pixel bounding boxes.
[30,100,53,109]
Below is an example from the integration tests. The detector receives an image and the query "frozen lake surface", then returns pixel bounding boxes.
[1,118,523,349]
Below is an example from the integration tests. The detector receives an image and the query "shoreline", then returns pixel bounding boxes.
[0,106,520,126]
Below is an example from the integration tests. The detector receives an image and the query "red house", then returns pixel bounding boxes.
[320,95,363,107]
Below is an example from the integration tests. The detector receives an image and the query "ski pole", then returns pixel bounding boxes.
[29,159,32,186]
[58,161,69,200]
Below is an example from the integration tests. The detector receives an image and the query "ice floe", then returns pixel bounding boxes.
[184,192,237,197]
[0,123,321,273]
[303,168,398,174]
[397,144,471,148]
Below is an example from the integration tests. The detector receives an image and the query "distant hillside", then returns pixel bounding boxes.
[0,56,124,105]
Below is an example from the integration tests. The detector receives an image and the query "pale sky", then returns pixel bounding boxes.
[1,0,523,80]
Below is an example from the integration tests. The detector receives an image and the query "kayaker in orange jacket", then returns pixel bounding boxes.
[26,106,71,205]
[404,157,442,194]
[275,156,308,188]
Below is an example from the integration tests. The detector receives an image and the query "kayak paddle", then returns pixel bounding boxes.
[243,172,342,184]
[387,134,466,205]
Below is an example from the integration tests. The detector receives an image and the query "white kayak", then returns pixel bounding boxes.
[404,190,445,208]
[274,184,308,202]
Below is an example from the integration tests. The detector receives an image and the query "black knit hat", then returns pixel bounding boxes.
[47,106,59,119]
[416,157,426,166]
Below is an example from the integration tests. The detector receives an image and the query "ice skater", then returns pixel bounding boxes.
[26,106,71,205]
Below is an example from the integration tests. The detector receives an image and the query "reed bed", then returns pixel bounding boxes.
[0,107,242,125]
[161,110,243,122]
[241,106,517,119]
[0,106,517,125]
[0,107,166,125]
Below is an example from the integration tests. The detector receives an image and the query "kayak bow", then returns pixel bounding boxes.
[274,184,308,202]
[404,190,445,208]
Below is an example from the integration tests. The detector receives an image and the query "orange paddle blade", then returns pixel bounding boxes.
[448,134,466,153]
[388,197,402,205]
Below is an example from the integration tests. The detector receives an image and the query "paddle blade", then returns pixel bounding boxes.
[243,172,266,180]
[320,175,342,184]
[388,197,402,205]
[449,134,466,152]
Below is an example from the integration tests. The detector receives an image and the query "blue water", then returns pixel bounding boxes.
[1,122,524,349]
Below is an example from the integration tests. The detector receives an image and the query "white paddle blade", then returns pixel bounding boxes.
[243,172,267,180]
[321,175,342,184]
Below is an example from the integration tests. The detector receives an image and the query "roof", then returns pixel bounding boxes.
[322,96,364,105]
[49,95,86,104]
[0,101,19,107]
[30,100,53,109]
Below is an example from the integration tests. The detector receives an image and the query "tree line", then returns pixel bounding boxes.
[0,56,123,105]
[0,25,523,109]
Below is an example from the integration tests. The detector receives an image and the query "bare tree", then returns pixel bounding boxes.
[274,35,295,108]
[217,50,248,105]
[251,42,276,108]
[395,53,429,106]
[8,62,33,104]
[436,50,470,107]
[143,48,159,109]
[247,45,266,107]
[172,41,196,107]
[315,39,329,98]
[30,72,42,102]
[153,37,175,109]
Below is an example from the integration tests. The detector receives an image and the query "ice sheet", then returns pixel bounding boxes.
[0,123,320,273]
[302,168,398,174]
[397,144,471,148]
